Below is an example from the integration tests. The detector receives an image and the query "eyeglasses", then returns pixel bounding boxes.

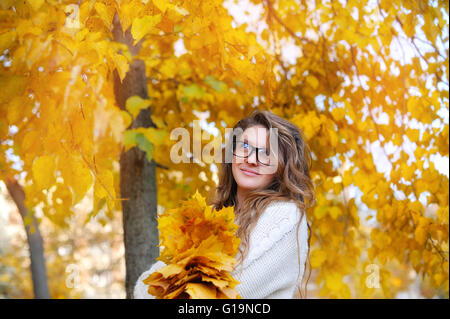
[233,140,272,166]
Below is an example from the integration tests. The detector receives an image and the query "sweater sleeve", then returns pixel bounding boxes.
[231,201,308,299]
[133,260,167,299]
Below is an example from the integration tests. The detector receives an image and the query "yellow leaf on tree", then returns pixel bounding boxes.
[325,272,343,291]
[21,130,41,153]
[32,155,56,190]
[93,169,115,201]
[314,205,328,219]
[329,206,341,219]
[7,96,26,124]
[402,163,415,181]
[125,95,151,118]
[27,0,44,11]
[414,225,428,245]
[112,52,130,82]
[0,30,16,53]
[407,97,422,118]
[153,0,171,14]
[151,115,167,129]
[109,109,129,143]
[141,127,168,146]
[59,155,93,205]
[306,75,319,89]
[94,2,114,30]
[406,128,420,142]
[131,14,162,45]
[331,107,346,121]
[310,249,327,268]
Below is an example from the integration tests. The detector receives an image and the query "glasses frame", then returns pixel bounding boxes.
[233,140,273,166]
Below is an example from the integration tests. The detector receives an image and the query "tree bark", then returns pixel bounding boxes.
[4,177,50,299]
[112,13,159,299]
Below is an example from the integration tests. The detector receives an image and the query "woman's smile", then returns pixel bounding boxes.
[240,167,260,176]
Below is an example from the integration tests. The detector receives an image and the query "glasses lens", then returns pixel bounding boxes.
[257,148,271,165]
[234,141,272,166]
[234,141,248,157]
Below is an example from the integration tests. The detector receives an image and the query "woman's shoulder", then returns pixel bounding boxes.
[241,200,303,267]
[260,200,303,225]
[262,200,308,239]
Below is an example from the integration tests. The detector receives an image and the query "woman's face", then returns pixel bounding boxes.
[232,125,277,192]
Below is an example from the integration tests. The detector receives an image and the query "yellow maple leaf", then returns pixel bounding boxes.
[143,191,241,299]
[192,188,206,208]
[185,283,217,299]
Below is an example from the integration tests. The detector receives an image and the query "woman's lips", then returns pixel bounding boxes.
[240,167,260,176]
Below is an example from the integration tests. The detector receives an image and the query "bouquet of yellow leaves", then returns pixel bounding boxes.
[142,190,242,299]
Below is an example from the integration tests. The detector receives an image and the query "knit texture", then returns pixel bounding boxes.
[133,200,308,299]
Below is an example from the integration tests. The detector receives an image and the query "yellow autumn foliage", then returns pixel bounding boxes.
[143,190,241,299]
[0,0,448,299]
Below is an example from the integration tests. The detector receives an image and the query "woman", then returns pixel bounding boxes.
[134,110,315,299]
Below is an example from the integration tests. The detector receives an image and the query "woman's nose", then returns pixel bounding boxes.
[246,151,258,164]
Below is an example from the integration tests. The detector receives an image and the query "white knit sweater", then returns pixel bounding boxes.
[133,200,309,299]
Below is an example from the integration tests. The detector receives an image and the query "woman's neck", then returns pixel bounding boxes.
[235,187,249,212]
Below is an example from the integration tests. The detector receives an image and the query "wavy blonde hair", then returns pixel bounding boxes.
[209,109,316,299]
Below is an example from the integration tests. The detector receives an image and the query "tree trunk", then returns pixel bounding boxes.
[112,13,159,299]
[4,177,50,299]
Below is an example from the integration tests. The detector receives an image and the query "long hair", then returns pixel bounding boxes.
[209,109,316,299]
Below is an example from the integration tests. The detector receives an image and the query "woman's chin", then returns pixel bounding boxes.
[236,178,261,189]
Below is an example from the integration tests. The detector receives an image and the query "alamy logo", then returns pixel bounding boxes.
[64,4,81,29]
[169,121,279,174]
[365,264,381,289]
[65,263,80,289]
